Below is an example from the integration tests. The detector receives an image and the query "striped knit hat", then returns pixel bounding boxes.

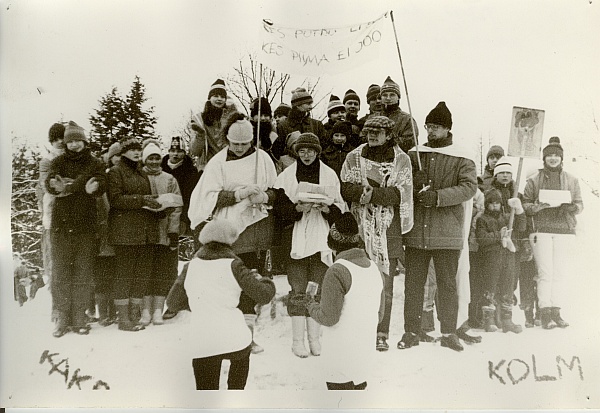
[291,87,313,107]
[343,89,360,104]
[64,121,88,144]
[208,78,227,99]
[366,84,381,102]
[493,156,513,176]
[327,95,346,116]
[381,76,401,98]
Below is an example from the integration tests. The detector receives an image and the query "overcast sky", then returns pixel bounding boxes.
[2,0,599,158]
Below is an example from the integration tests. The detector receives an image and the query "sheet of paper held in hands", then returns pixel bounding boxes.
[296,181,336,205]
[142,193,184,211]
[539,189,572,207]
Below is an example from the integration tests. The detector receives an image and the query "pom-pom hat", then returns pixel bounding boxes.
[169,136,185,152]
[343,89,360,104]
[327,95,346,117]
[542,136,564,159]
[64,121,88,144]
[291,87,313,107]
[208,79,227,99]
[198,219,241,246]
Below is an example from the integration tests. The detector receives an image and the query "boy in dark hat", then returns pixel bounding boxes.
[343,89,361,124]
[322,95,347,139]
[273,102,291,127]
[480,145,505,190]
[357,84,383,140]
[321,120,355,177]
[380,76,419,154]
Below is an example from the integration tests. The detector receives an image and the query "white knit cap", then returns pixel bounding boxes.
[142,142,162,163]
[493,156,513,176]
[226,119,254,143]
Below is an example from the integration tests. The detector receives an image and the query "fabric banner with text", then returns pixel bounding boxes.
[258,12,391,77]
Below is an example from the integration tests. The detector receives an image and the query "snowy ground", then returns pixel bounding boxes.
[2,188,600,409]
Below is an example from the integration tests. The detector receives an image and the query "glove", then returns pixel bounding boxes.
[249,191,269,205]
[235,185,260,201]
[413,170,428,191]
[500,227,516,252]
[417,190,437,207]
[295,202,313,213]
[168,233,179,250]
[360,185,373,204]
[507,197,524,214]
[560,203,578,214]
[85,177,99,194]
[142,195,161,209]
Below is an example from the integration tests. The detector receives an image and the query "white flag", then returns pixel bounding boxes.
[258,12,391,77]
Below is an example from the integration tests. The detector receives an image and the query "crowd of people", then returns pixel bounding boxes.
[32,76,584,390]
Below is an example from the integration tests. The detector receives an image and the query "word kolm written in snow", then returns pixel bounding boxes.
[489,354,583,385]
[39,350,109,390]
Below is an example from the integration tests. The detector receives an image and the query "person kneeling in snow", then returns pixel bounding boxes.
[306,212,385,390]
[184,219,276,390]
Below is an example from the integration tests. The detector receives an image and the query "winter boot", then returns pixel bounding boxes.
[291,316,309,358]
[440,333,464,352]
[501,308,523,334]
[115,299,145,332]
[130,297,143,324]
[152,296,166,325]
[52,311,69,338]
[482,306,498,332]
[421,310,435,333]
[524,308,535,328]
[540,307,555,329]
[397,332,420,350]
[306,317,321,356]
[139,296,153,326]
[245,314,264,354]
[550,307,569,328]
[456,322,482,344]
[96,293,114,327]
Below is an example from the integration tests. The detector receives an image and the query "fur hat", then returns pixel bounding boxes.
[487,145,505,160]
[294,132,321,154]
[48,123,65,143]
[106,141,122,163]
[366,84,381,102]
[327,95,346,117]
[542,136,564,160]
[208,78,227,99]
[332,120,352,138]
[250,97,272,118]
[226,118,254,143]
[142,140,162,163]
[425,101,452,129]
[274,103,291,118]
[484,188,503,208]
[198,219,241,246]
[63,121,88,144]
[343,89,360,104]
[169,136,185,152]
[291,87,313,107]
[120,137,142,154]
[380,76,401,98]
[493,156,513,176]
[362,115,395,133]
[328,212,362,252]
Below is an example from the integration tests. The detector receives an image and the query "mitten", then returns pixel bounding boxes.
[507,197,524,214]
[85,177,99,194]
[417,190,437,207]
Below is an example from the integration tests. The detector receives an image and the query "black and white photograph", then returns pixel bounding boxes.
[1,0,599,409]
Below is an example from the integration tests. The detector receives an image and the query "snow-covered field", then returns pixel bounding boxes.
[2,181,600,409]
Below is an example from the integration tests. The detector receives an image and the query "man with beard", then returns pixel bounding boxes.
[380,76,419,154]
[271,87,327,161]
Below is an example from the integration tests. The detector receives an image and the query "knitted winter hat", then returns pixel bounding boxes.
[332,120,352,138]
[63,121,88,144]
[291,87,313,107]
[169,136,185,152]
[487,145,505,160]
[366,84,381,102]
[380,76,401,98]
[226,119,254,143]
[250,97,272,118]
[327,95,346,117]
[425,101,452,129]
[542,136,564,159]
[493,156,513,176]
[484,188,503,207]
[328,212,362,252]
[207,78,227,99]
[142,139,162,163]
[343,89,360,104]
[107,141,122,161]
[198,218,241,246]
[48,123,65,143]
[362,115,395,133]
[119,137,142,154]
[274,103,291,118]
[294,132,321,154]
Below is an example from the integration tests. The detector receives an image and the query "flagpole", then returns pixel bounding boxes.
[255,63,263,185]
[390,10,421,170]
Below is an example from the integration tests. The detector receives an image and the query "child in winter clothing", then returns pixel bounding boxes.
[322,95,347,147]
[321,120,355,177]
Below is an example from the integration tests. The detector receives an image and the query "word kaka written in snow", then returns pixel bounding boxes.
[39,350,110,390]
[488,354,584,385]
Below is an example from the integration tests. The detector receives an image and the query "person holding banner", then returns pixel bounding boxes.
[380,76,419,154]
[522,137,583,329]
[400,102,477,352]
[340,115,413,352]
[188,112,278,353]
[189,78,237,171]
[273,132,345,358]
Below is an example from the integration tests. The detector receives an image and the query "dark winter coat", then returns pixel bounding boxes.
[107,157,160,245]
[45,148,106,234]
[479,166,494,191]
[321,142,355,177]
[161,154,200,229]
[272,107,327,160]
